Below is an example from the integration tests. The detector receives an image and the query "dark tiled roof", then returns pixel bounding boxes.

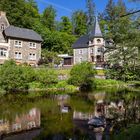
[72,35,89,49]
[4,26,43,42]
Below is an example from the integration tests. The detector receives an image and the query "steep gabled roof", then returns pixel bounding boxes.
[4,26,43,42]
[89,17,103,38]
[72,35,89,49]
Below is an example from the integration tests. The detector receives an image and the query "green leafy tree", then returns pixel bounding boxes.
[42,5,56,30]
[0,0,39,28]
[86,0,95,32]
[59,16,72,34]
[72,10,87,36]
[40,49,62,66]
[68,62,96,90]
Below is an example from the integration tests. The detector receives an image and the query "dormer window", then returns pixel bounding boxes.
[97,39,101,43]
[1,24,4,30]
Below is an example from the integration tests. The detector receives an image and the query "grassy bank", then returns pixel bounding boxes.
[94,79,127,88]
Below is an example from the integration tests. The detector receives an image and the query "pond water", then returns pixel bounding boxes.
[0,88,139,140]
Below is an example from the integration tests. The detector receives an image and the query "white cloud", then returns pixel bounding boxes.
[37,0,73,12]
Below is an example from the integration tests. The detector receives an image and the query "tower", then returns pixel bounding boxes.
[88,17,104,66]
[0,11,10,42]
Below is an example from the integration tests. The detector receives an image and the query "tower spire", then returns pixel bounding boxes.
[89,16,102,38]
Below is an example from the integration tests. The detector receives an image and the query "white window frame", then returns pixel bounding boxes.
[29,42,36,49]
[14,40,22,48]
[79,49,83,54]
[15,52,22,59]
[1,24,5,30]
[0,48,7,57]
[29,53,36,60]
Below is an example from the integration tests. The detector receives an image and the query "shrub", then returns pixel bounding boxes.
[68,62,96,91]
[0,60,30,91]
[114,125,140,140]
[35,68,58,86]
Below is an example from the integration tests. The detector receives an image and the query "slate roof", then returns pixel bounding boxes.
[89,17,103,38]
[72,17,103,49]
[72,35,89,49]
[4,26,43,42]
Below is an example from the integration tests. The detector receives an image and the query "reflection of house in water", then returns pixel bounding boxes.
[73,111,93,120]
[0,108,40,135]
[0,120,10,134]
[57,95,70,106]
[57,95,71,113]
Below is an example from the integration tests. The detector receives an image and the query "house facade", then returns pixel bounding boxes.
[72,18,105,67]
[0,11,42,66]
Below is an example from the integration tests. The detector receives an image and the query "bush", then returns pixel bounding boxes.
[35,68,58,86]
[0,60,31,91]
[114,125,140,140]
[68,62,96,91]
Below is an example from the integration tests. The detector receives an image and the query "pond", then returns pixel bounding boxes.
[0,88,139,140]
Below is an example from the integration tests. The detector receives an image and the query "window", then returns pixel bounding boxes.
[29,42,36,48]
[1,24,4,30]
[12,123,21,131]
[91,40,93,44]
[14,40,22,48]
[15,52,22,59]
[29,53,36,60]
[0,48,7,57]
[97,39,101,43]
[97,48,104,52]
[91,48,93,54]
[79,57,82,62]
[79,49,83,54]
[97,48,101,52]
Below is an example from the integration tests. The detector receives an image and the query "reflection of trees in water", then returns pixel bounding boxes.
[104,90,140,133]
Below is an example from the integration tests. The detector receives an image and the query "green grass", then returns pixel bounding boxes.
[94,79,126,88]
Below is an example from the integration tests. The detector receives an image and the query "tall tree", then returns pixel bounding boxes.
[104,0,140,81]
[72,10,87,36]
[42,5,56,30]
[86,0,95,32]
[59,16,72,34]
[26,0,38,10]
[0,0,39,28]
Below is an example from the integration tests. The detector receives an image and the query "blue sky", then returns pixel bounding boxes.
[35,0,139,20]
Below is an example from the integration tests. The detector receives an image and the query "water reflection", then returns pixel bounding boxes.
[0,89,139,140]
[0,108,40,139]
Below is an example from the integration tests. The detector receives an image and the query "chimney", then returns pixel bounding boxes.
[0,11,6,17]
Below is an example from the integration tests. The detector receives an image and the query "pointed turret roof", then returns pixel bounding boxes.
[89,17,103,38]
[72,17,103,49]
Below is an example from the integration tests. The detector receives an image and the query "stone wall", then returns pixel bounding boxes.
[9,38,41,66]
[74,48,88,64]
